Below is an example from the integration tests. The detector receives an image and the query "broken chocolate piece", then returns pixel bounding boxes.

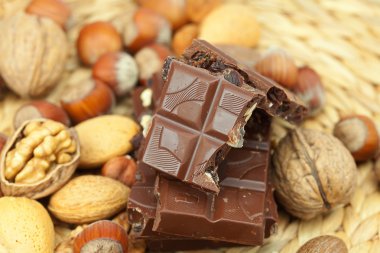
[182,39,307,123]
[139,59,262,193]
[151,113,276,246]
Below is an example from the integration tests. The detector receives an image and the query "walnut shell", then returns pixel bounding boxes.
[0,13,68,98]
[272,128,357,220]
[0,119,80,199]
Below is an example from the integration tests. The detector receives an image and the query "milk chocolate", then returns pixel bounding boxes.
[153,112,275,245]
[181,40,307,123]
[139,59,263,193]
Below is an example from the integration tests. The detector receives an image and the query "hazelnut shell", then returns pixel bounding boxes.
[77,22,122,66]
[26,0,71,29]
[14,101,71,129]
[61,79,115,124]
[73,220,128,253]
[0,119,80,199]
[172,24,199,56]
[333,115,379,161]
[101,156,137,187]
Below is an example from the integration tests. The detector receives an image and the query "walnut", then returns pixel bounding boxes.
[272,128,357,220]
[0,119,80,199]
[0,12,68,98]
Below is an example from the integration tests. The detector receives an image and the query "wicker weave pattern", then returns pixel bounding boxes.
[1,0,380,252]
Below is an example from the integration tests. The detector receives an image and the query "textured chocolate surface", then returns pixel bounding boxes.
[139,59,262,193]
[153,112,275,245]
[182,40,307,123]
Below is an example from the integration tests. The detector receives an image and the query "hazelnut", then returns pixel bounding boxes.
[77,22,122,66]
[26,0,71,29]
[296,235,348,253]
[273,128,357,220]
[0,13,68,98]
[199,3,260,47]
[172,24,199,55]
[333,115,379,162]
[14,101,70,129]
[185,0,221,23]
[134,43,172,83]
[61,79,115,124]
[137,0,188,29]
[254,48,298,89]
[123,8,172,53]
[92,52,139,97]
[101,155,137,187]
[293,66,325,116]
[73,220,128,253]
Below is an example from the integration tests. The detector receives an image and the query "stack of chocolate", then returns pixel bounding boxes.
[128,40,306,251]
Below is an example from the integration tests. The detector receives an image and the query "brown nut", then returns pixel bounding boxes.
[296,235,348,253]
[172,24,199,56]
[101,155,137,187]
[73,220,128,253]
[293,66,325,116]
[48,175,130,224]
[0,13,68,98]
[14,100,71,130]
[0,119,80,199]
[26,0,71,29]
[77,22,122,66]
[254,48,298,89]
[123,8,172,53]
[272,128,357,220]
[185,0,221,23]
[92,52,138,96]
[137,0,188,29]
[61,79,115,124]
[134,43,172,83]
[333,115,379,162]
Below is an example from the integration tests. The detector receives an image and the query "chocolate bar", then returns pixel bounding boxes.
[153,112,275,245]
[181,40,307,123]
[139,59,263,193]
[128,110,277,246]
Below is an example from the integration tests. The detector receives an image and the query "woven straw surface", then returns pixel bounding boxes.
[1,0,380,252]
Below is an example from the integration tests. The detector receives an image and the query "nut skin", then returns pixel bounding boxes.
[185,0,221,23]
[333,115,379,162]
[123,8,172,53]
[14,101,71,130]
[73,220,128,253]
[296,235,348,253]
[77,22,122,66]
[26,0,71,29]
[254,48,298,89]
[172,24,199,56]
[137,0,188,29]
[61,79,115,124]
[273,128,357,220]
[293,66,325,116]
[92,52,139,96]
[101,156,137,187]
[134,43,172,84]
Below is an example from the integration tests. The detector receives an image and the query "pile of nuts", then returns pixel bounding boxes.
[0,0,378,253]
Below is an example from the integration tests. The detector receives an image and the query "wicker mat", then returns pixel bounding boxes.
[1,0,380,252]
